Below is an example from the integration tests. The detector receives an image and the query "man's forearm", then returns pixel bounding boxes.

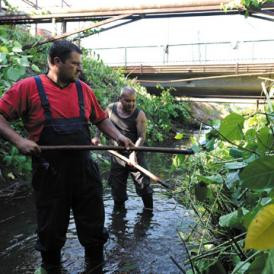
[96,118,123,142]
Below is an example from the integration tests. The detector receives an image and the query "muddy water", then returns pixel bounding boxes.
[0,153,195,273]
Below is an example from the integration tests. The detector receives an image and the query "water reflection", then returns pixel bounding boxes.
[110,207,128,247]
[133,210,153,240]
[0,186,193,274]
[110,207,153,245]
[0,144,195,274]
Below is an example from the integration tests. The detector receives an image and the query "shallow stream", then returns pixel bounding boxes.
[0,150,195,273]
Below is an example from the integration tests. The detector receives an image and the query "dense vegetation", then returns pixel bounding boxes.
[171,94,274,273]
[0,25,48,179]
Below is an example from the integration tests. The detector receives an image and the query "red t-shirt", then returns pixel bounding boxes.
[0,74,107,142]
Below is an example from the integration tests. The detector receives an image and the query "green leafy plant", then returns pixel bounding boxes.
[3,146,31,175]
[174,89,273,273]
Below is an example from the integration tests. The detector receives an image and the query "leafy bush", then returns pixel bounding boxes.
[173,97,274,273]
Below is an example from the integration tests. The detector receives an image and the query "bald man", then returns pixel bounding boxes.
[102,87,153,210]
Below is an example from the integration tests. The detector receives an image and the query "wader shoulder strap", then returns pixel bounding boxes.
[131,108,140,120]
[75,80,85,120]
[34,75,51,121]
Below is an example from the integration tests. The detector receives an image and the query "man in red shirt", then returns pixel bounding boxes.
[0,40,133,273]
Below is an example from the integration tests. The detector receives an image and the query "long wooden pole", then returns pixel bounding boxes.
[107,149,170,189]
[39,145,194,154]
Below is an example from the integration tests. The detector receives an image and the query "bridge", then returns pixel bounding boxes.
[88,41,274,102]
[1,1,274,102]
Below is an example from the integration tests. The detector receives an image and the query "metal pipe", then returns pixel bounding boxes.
[0,10,241,25]
[54,1,231,12]
[23,13,133,49]
[1,0,273,24]
[4,1,232,16]
[0,6,226,21]
[0,1,241,25]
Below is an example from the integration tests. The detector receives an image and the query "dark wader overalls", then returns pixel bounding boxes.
[108,103,153,204]
[32,76,107,270]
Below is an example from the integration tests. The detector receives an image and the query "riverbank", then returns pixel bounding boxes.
[189,101,228,125]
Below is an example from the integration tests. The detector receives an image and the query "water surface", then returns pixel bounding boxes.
[0,152,194,273]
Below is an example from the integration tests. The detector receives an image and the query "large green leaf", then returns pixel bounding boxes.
[246,253,268,274]
[230,147,244,158]
[12,41,23,53]
[233,261,251,274]
[245,128,257,143]
[263,250,274,274]
[219,208,248,229]
[257,127,273,155]
[0,36,8,44]
[197,174,223,184]
[225,171,240,189]
[191,144,200,153]
[6,66,26,81]
[225,161,247,170]
[219,113,244,141]
[241,156,274,190]
[0,53,7,64]
[31,64,40,73]
[172,154,185,168]
[18,56,29,67]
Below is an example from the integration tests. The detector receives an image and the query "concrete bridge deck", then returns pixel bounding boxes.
[112,63,274,100]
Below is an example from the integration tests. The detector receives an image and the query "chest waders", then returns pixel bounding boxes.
[32,76,108,272]
[108,103,153,210]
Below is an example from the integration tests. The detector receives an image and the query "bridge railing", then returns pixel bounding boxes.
[87,39,274,66]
